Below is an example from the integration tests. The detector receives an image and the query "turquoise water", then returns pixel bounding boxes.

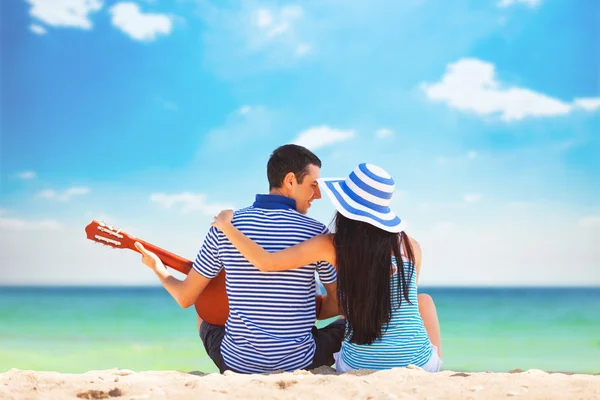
[1,287,598,374]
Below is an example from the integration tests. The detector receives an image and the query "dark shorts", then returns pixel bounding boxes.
[199,318,346,374]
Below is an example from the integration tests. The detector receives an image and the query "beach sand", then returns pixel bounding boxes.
[1,366,598,400]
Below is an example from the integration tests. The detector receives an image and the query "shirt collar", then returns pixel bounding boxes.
[253,194,297,211]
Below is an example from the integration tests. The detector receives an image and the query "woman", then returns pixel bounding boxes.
[211,163,442,372]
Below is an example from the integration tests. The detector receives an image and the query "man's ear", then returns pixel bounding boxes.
[283,172,296,189]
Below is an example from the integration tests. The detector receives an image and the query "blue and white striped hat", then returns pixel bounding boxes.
[317,163,406,233]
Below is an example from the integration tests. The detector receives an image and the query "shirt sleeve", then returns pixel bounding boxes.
[316,261,337,284]
[315,224,337,284]
[192,226,223,279]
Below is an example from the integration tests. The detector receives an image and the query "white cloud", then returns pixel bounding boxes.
[497,0,542,8]
[239,105,252,115]
[254,5,303,38]
[295,43,311,56]
[17,171,37,180]
[30,24,47,35]
[574,98,600,112]
[293,125,355,150]
[0,217,61,230]
[26,0,102,30]
[150,192,234,215]
[255,9,273,28]
[37,187,90,201]
[0,209,8,216]
[579,216,600,227]
[467,151,478,159]
[109,2,172,42]
[198,2,313,74]
[246,5,309,57]
[421,58,600,121]
[376,128,394,139]
[463,193,483,203]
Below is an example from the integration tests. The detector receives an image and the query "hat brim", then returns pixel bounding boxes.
[317,178,406,233]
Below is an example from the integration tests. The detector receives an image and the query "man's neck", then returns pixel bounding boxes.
[269,188,289,197]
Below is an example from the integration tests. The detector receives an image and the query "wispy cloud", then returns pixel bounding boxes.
[150,192,233,215]
[376,128,394,139]
[0,217,61,230]
[199,2,312,74]
[246,5,311,58]
[109,2,173,42]
[421,58,599,121]
[497,0,543,8]
[293,126,355,150]
[579,216,600,227]
[30,24,47,35]
[295,43,311,57]
[463,193,483,203]
[253,5,302,39]
[239,105,252,115]
[574,98,600,112]
[37,187,90,201]
[17,171,37,180]
[26,0,102,30]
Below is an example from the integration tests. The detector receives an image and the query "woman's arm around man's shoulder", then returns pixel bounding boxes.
[211,209,336,271]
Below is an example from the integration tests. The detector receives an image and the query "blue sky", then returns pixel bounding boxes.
[1,0,598,286]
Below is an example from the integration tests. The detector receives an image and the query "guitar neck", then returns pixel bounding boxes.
[131,239,193,275]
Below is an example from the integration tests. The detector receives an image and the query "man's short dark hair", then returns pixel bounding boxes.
[267,144,322,190]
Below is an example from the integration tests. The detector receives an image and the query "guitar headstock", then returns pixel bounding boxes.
[85,220,136,250]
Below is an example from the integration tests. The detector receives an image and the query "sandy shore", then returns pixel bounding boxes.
[1,366,598,400]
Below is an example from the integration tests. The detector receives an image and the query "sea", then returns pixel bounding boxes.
[1,286,598,374]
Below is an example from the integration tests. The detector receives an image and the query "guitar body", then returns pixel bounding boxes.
[195,269,228,325]
[85,220,323,326]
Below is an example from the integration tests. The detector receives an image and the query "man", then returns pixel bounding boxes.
[135,144,344,374]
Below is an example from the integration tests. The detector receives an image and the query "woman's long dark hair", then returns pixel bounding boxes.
[333,212,415,345]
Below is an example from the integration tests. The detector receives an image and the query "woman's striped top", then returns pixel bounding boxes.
[340,257,432,370]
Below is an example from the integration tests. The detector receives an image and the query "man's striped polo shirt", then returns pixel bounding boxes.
[193,194,337,373]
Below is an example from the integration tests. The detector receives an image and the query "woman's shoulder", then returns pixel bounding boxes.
[398,234,421,267]
[398,233,420,252]
[406,235,421,255]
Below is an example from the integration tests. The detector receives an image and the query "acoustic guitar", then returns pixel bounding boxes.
[84,220,322,326]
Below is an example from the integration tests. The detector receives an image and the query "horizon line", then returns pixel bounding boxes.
[1,284,599,289]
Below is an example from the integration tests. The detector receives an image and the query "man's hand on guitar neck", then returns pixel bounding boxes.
[135,242,167,274]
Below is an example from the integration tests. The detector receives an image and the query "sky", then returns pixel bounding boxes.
[0,0,598,286]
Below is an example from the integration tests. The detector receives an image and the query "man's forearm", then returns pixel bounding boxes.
[154,266,192,308]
